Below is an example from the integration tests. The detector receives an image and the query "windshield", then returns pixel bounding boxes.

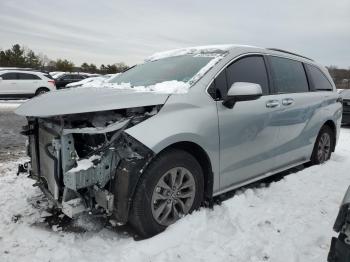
[108,55,214,87]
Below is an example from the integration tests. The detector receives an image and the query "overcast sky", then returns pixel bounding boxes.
[0,0,349,67]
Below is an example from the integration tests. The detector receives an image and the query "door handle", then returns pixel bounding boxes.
[266,100,280,108]
[282,98,294,106]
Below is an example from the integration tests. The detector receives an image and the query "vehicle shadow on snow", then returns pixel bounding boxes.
[26,163,307,240]
[213,164,306,204]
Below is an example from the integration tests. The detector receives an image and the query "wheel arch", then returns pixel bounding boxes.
[157,141,214,205]
[35,87,50,95]
[323,119,337,152]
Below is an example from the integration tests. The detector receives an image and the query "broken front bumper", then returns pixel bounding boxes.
[19,118,154,223]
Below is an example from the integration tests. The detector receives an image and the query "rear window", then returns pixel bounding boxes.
[269,56,309,93]
[60,75,72,80]
[305,64,333,91]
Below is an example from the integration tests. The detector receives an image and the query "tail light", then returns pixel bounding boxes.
[48,80,56,86]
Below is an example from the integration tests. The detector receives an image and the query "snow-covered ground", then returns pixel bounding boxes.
[1,128,350,262]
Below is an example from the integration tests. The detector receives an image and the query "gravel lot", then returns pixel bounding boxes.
[0,103,26,162]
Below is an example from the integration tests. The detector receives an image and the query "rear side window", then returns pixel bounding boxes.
[226,56,269,95]
[269,56,309,93]
[44,73,53,79]
[305,64,333,91]
[1,73,18,80]
[60,75,71,80]
[76,75,86,80]
[18,73,41,80]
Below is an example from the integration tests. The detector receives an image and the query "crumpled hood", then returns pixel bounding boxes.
[15,87,169,117]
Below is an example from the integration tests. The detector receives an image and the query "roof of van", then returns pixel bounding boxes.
[146,44,314,63]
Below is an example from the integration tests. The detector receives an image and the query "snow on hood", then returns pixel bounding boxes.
[15,87,169,117]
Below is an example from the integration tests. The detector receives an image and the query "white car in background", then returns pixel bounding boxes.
[0,70,56,98]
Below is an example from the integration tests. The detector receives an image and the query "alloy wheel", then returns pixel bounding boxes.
[151,167,196,226]
[317,132,331,163]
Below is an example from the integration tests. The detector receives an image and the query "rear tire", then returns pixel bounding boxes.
[35,87,49,96]
[129,149,204,238]
[310,125,334,165]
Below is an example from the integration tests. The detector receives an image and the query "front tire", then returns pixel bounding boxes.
[130,149,204,238]
[311,125,334,165]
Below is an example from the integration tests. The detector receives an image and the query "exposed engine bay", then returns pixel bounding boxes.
[19,105,161,223]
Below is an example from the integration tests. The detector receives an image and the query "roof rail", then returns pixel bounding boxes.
[267,48,314,61]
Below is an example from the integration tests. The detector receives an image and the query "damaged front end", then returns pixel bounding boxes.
[19,105,160,224]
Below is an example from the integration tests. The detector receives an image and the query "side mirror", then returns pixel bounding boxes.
[222,82,262,109]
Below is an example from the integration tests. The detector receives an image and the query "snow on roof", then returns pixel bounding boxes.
[146,44,259,61]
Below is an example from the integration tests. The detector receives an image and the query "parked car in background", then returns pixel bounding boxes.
[328,186,350,262]
[16,45,342,238]
[0,70,56,98]
[53,73,88,89]
[340,89,350,125]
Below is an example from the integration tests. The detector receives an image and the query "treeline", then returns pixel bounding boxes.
[2,44,350,87]
[327,66,350,89]
[0,44,129,74]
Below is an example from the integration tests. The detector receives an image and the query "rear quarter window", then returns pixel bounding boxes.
[305,64,333,91]
[269,56,309,93]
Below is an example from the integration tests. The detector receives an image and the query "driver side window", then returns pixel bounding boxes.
[208,55,269,100]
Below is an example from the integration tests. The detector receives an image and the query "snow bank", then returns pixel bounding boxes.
[1,128,350,261]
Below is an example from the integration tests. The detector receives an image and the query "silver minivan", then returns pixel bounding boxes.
[16,45,342,237]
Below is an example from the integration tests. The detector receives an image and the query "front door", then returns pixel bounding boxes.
[216,55,281,191]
